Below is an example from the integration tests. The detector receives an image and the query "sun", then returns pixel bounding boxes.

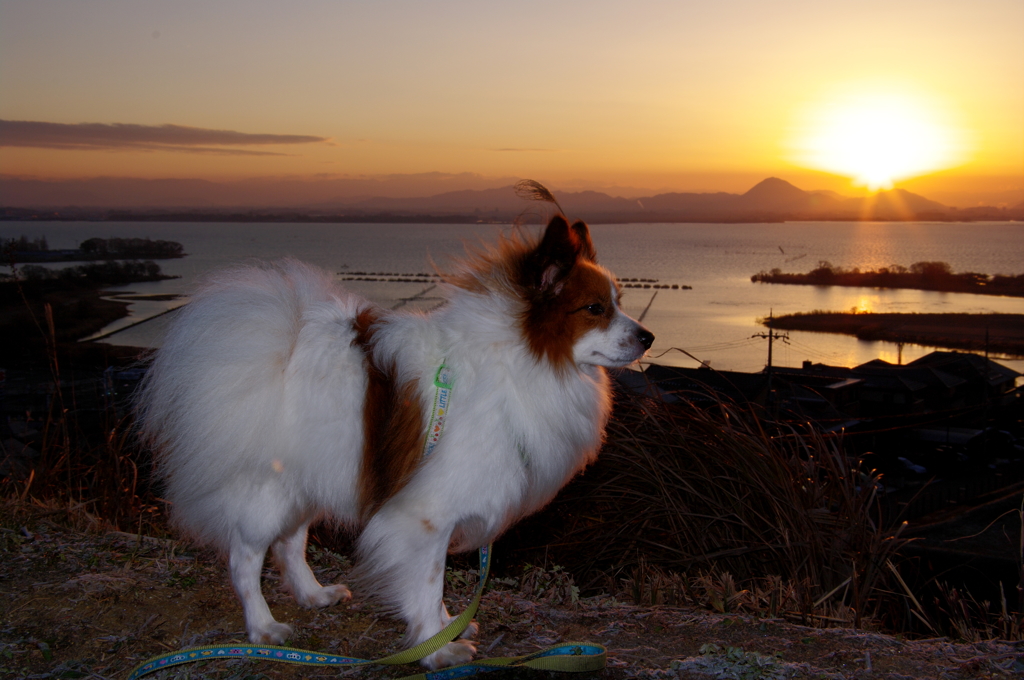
[787,88,969,191]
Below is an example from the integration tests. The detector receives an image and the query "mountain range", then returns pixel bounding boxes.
[2,175,1021,222]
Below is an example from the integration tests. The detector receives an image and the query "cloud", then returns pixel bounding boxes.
[0,120,330,156]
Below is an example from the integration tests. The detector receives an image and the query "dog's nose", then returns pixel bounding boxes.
[637,329,654,350]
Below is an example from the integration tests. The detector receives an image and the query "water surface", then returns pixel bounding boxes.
[3,220,1021,374]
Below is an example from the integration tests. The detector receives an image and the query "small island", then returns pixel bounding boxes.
[764,311,1024,356]
[2,235,185,263]
[752,261,1024,298]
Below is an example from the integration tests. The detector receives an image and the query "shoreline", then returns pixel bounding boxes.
[767,312,1024,357]
[0,279,167,367]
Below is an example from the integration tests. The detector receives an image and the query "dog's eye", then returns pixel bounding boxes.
[584,303,605,316]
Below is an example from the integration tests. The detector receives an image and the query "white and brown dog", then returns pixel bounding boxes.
[136,213,653,669]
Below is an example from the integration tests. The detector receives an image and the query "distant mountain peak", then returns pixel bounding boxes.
[743,177,805,197]
[739,177,810,210]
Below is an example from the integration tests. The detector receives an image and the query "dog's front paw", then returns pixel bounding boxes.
[420,639,476,670]
[296,583,352,609]
[249,621,294,645]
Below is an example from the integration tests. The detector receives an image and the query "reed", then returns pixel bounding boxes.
[1,299,159,534]
[514,381,908,628]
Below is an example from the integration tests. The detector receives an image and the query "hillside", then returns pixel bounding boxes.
[4,176,1023,223]
[3,500,1019,679]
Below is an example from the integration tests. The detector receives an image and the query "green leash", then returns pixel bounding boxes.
[127,543,605,679]
[128,362,606,679]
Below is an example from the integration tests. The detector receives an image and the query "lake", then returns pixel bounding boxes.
[3,220,1022,374]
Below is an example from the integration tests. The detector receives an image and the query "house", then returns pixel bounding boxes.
[627,351,1019,424]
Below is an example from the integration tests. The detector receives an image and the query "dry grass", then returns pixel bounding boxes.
[6,326,162,539]
[511,385,910,630]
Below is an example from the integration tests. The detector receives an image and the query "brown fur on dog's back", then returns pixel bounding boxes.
[353,307,426,519]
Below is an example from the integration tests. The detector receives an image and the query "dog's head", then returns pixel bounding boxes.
[519,215,654,370]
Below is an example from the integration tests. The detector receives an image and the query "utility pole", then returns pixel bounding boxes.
[752,309,788,413]
[984,326,992,424]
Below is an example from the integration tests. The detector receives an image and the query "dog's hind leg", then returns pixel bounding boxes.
[229,538,294,644]
[272,521,351,608]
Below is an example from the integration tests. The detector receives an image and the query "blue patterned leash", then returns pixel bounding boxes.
[127,641,605,680]
[128,542,491,679]
[126,542,605,679]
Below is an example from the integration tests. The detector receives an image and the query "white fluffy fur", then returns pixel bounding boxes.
[136,248,650,670]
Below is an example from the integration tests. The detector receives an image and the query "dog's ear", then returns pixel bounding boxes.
[526,214,591,294]
[570,220,597,263]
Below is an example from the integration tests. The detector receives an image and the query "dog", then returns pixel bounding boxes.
[135,213,653,669]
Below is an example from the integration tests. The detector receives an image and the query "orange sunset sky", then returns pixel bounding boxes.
[1,0,1022,207]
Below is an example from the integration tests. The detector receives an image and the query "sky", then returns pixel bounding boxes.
[1,0,1022,206]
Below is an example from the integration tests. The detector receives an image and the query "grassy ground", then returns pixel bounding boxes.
[2,499,1023,680]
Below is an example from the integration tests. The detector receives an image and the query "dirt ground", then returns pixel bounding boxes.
[2,500,1022,680]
